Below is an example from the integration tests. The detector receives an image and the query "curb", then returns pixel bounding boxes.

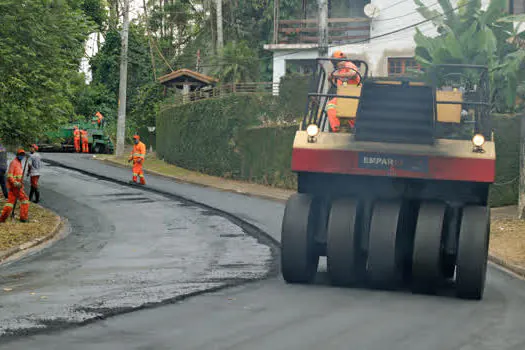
[0,208,66,265]
[97,158,291,203]
[488,254,525,279]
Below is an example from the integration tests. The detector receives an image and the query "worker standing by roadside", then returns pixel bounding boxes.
[0,150,29,223]
[73,126,81,153]
[0,139,7,199]
[27,144,42,203]
[128,135,146,185]
[81,129,89,153]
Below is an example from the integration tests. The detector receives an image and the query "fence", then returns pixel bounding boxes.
[160,82,280,111]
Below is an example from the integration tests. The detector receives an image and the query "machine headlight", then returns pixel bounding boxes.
[472,134,485,147]
[307,124,320,137]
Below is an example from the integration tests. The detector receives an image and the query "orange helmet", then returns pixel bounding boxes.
[332,50,345,59]
[16,149,25,156]
[133,135,140,140]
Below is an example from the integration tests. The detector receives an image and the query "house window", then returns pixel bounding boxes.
[387,58,421,77]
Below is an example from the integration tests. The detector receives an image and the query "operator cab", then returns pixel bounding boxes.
[304,58,490,148]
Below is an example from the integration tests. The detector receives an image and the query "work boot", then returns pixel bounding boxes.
[20,219,28,223]
[35,190,40,204]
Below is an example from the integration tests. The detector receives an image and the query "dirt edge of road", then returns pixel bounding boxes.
[0,211,67,267]
[98,156,525,280]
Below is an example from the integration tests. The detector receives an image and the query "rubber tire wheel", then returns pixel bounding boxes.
[326,198,362,286]
[411,202,446,294]
[367,200,403,290]
[456,206,490,300]
[441,254,456,279]
[281,193,319,284]
[93,145,101,154]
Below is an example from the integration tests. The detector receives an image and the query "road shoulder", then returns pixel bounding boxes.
[0,203,66,266]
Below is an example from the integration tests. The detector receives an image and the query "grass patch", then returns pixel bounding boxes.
[0,198,59,251]
[490,218,525,268]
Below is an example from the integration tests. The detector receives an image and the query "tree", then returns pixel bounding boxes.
[0,0,94,143]
[413,0,525,112]
[212,41,260,83]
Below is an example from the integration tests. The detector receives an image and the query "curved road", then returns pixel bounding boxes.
[2,154,525,349]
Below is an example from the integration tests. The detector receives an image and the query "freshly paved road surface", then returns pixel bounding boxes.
[0,157,272,338]
[2,154,525,349]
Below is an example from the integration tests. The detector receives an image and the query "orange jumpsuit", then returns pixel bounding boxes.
[95,112,104,128]
[74,128,81,152]
[0,158,29,222]
[129,142,146,184]
[327,62,361,132]
[81,130,89,153]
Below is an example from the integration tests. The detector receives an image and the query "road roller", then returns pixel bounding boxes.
[281,58,495,300]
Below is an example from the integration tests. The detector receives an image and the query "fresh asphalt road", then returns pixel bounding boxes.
[0,156,272,339]
[2,153,525,349]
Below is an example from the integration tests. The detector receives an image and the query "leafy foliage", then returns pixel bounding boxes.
[413,0,525,112]
[0,0,94,144]
[212,41,260,83]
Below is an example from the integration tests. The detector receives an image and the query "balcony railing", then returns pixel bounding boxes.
[275,17,370,45]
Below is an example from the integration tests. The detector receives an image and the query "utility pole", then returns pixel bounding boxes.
[216,0,224,51]
[318,0,328,57]
[116,0,130,157]
[519,114,525,219]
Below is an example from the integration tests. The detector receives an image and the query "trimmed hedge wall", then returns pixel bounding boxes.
[238,125,297,188]
[157,94,281,177]
[489,115,520,207]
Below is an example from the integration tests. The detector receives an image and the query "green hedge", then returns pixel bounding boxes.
[489,115,520,207]
[238,125,297,188]
[157,94,282,177]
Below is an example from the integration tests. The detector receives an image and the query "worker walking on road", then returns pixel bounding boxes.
[0,139,8,199]
[128,135,146,185]
[0,150,30,223]
[73,126,81,153]
[81,129,89,153]
[27,144,42,203]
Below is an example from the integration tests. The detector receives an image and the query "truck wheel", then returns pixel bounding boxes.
[366,200,404,289]
[281,193,319,284]
[456,206,490,300]
[93,145,101,154]
[411,202,446,294]
[326,198,363,286]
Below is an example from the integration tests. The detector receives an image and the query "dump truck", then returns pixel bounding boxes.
[37,121,114,154]
[281,58,494,300]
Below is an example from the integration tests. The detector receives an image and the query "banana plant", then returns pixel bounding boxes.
[413,0,525,112]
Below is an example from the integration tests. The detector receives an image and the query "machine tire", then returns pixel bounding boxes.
[366,200,403,289]
[281,193,319,284]
[326,198,362,286]
[93,145,101,154]
[411,202,446,294]
[456,206,490,300]
[442,254,456,279]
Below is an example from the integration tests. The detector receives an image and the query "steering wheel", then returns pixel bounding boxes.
[330,67,363,88]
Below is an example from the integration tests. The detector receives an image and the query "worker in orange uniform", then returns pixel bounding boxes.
[0,149,30,223]
[81,129,89,153]
[326,51,361,132]
[73,126,81,153]
[95,111,104,129]
[128,135,146,185]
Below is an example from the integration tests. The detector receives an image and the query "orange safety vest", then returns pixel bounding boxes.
[81,130,88,140]
[130,142,146,162]
[74,129,80,139]
[6,158,23,191]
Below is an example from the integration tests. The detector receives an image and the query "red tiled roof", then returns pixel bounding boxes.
[158,69,218,85]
